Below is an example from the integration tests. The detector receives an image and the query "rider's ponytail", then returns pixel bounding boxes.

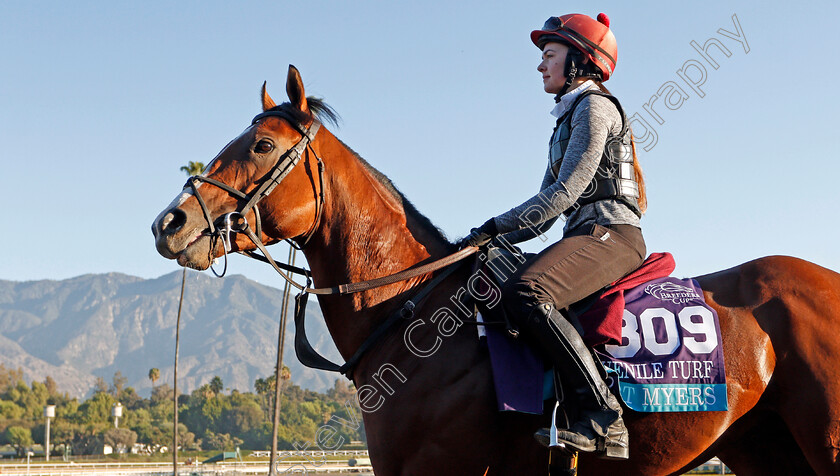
[597,82,647,214]
[629,134,647,214]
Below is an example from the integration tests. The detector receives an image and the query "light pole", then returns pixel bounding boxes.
[44,405,55,462]
[111,402,123,429]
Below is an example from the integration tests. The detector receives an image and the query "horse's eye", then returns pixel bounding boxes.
[254,140,274,154]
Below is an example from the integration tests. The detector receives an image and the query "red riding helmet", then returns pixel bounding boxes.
[531,13,617,81]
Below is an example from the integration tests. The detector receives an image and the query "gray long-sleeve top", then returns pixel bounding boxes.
[493,83,641,245]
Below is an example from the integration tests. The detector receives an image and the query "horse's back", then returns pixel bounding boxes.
[697,255,840,475]
[697,255,840,369]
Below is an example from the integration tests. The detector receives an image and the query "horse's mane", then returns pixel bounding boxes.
[267,99,454,248]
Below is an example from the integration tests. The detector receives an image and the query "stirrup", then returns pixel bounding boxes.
[540,426,629,460]
[548,401,565,449]
[534,400,571,450]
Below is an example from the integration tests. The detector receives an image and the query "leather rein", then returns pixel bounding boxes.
[184,109,478,378]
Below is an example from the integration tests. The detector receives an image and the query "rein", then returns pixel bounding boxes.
[185,108,480,379]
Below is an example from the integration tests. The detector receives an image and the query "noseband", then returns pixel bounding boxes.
[185,111,323,277]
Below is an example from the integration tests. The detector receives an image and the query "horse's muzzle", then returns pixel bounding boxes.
[157,207,188,237]
[152,206,206,263]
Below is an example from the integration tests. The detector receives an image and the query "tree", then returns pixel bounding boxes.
[6,426,33,457]
[327,379,356,403]
[202,431,242,451]
[209,376,224,396]
[43,376,59,398]
[119,387,143,410]
[0,364,24,394]
[254,377,272,396]
[173,160,205,473]
[254,376,277,420]
[0,371,366,456]
[69,428,102,456]
[103,428,137,454]
[77,391,116,426]
[151,384,174,406]
[0,400,24,420]
[179,161,205,177]
[110,371,128,398]
[50,419,84,449]
[148,368,160,389]
[220,396,262,435]
[93,377,109,395]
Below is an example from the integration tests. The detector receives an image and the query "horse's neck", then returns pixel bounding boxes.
[301,134,450,359]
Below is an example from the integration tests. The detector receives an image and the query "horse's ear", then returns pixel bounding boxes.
[286,65,308,112]
[261,81,277,111]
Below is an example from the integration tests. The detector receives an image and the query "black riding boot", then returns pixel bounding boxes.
[523,302,629,460]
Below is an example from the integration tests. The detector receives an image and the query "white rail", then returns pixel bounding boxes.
[0,456,374,475]
[250,449,369,458]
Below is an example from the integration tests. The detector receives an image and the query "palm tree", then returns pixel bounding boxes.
[179,161,205,176]
[174,160,204,476]
[148,368,160,388]
[209,376,224,396]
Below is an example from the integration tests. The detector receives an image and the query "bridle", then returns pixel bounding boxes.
[181,107,481,379]
[186,109,324,278]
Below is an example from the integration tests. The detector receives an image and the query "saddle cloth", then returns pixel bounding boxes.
[482,251,728,413]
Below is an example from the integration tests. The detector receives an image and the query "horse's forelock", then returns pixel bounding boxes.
[267,97,339,130]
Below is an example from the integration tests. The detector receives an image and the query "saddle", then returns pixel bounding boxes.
[473,246,727,415]
[475,244,675,347]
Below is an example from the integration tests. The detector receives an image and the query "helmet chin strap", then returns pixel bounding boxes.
[554,50,581,101]
[554,50,603,101]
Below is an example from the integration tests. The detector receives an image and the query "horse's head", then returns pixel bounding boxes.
[152,65,332,270]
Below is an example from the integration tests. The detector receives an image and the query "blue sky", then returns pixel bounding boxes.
[1,0,838,288]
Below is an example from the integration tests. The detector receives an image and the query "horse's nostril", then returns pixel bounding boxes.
[161,208,188,235]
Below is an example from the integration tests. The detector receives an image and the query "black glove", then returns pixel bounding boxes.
[460,218,499,248]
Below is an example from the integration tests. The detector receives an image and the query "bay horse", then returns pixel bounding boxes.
[151,66,840,475]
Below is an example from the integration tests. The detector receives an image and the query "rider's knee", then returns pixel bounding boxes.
[501,277,543,322]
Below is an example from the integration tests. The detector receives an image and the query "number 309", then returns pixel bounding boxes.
[605,306,717,358]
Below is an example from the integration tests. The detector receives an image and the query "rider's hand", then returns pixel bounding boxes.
[459,218,499,248]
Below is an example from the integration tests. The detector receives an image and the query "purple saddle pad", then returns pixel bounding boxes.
[486,277,728,413]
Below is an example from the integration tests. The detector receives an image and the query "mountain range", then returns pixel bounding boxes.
[0,271,343,398]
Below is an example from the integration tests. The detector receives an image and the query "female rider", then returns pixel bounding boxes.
[462,13,647,460]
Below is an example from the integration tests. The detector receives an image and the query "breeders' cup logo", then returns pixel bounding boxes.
[644,281,701,304]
